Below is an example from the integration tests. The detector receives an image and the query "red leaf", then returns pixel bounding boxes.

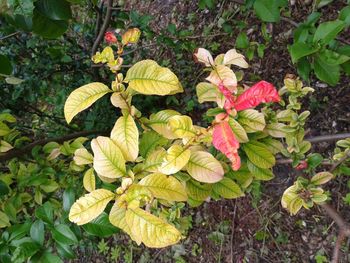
[212,121,241,171]
[234,81,280,111]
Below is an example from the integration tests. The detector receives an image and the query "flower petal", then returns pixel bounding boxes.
[234,81,280,111]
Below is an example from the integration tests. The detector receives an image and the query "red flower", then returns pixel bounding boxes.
[104,31,117,44]
[296,160,308,170]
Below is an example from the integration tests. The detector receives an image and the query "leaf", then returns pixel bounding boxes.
[265,123,286,138]
[313,20,346,44]
[35,202,53,224]
[0,54,12,75]
[74,148,93,165]
[206,65,237,90]
[254,0,287,22]
[35,0,72,20]
[339,6,350,26]
[83,212,119,237]
[0,122,11,136]
[146,110,180,139]
[32,10,68,39]
[52,224,78,245]
[238,109,266,133]
[69,189,115,225]
[311,172,334,185]
[83,168,96,192]
[289,42,319,63]
[64,82,111,124]
[196,82,225,107]
[228,117,249,143]
[30,220,44,245]
[314,56,340,86]
[212,177,244,199]
[168,115,196,138]
[111,114,139,161]
[91,136,126,179]
[109,203,132,237]
[125,207,181,248]
[63,188,75,212]
[234,81,280,111]
[0,211,10,228]
[223,49,249,68]
[124,60,183,96]
[159,145,191,175]
[5,76,24,85]
[110,92,131,109]
[139,131,168,158]
[186,180,212,201]
[0,140,13,152]
[143,148,167,172]
[212,121,241,171]
[193,48,214,66]
[260,138,284,154]
[243,141,275,169]
[247,161,274,180]
[186,151,224,183]
[139,173,187,201]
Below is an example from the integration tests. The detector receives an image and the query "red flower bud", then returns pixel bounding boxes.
[104,31,117,44]
[296,160,308,170]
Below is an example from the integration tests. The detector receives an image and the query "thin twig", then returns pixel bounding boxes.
[91,0,114,56]
[0,130,108,162]
[0,31,20,41]
[306,133,350,143]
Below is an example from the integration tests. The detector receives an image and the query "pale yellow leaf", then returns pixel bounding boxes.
[146,110,180,139]
[74,148,93,165]
[223,49,249,68]
[83,168,96,192]
[194,48,214,66]
[111,114,139,161]
[64,82,112,124]
[196,82,225,107]
[69,189,115,225]
[206,65,237,91]
[91,136,126,178]
[168,115,196,138]
[159,145,191,175]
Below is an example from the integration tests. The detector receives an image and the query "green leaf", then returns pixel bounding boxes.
[313,20,346,44]
[265,123,286,138]
[339,6,350,26]
[185,179,212,201]
[69,189,115,225]
[32,10,68,39]
[297,57,311,81]
[83,212,119,237]
[314,56,340,86]
[212,177,244,199]
[0,54,13,75]
[238,109,265,133]
[243,141,275,169]
[64,82,111,124]
[35,0,72,20]
[289,42,319,63]
[35,202,53,224]
[91,136,126,179]
[139,173,187,201]
[307,153,324,169]
[30,220,44,245]
[186,151,224,183]
[111,113,139,162]
[139,131,167,158]
[124,60,183,96]
[7,0,34,16]
[253,0,287,22]
[11,242,40,263]
[63,187,75,212]
[52,224,78,245]
[39,251,63,263]
[228,117,249,143]
[0,211,10,228]
[318,49,350,65]
[247,161,274,180]
[235,32,249,49]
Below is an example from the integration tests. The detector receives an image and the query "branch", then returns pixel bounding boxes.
[0,130,107,163]
[91,0,114,56]
[0,31,20,41]
[306,133,350,144]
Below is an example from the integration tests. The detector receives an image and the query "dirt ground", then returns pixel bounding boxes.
[82,1,350,262]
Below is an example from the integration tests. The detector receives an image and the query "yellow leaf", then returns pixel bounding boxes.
[186,151,224,183]
[212,177,244,199]
[110,92,131,109]
[265,123,287,138]
[206,65,237,91]
[124,60,183,96]
[311,172,334,185]
[139,173,187,201]
[238,109,265,133]
[126,207,181,248]
[111,114,139,162]
[91,136,126,178]
[109,203,133,237]
[196,82,225,107]
[193,48,214,67]
[83,168,96,192]
[168,115,196,139]
[159,145,191,175]
[92,46,114,64]
[0,140,13,153]
[223,49,249,68]
[146,110,180,139]
[0,211,10,228]
[122,28,141,45]
[64,82,112,124]
[228,118,249,143]
[69,189,115,225]
[143,148,167,172]
[74,148,93,165]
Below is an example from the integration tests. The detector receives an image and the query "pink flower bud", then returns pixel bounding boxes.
[104,31,117,44]
[296,160,308,170]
